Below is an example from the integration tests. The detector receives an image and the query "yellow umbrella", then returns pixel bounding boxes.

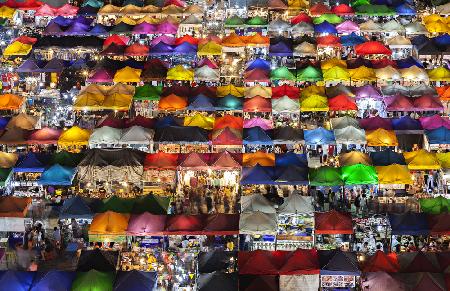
[0,6,16,19]
[321,58,347,70]
[349,66,376,82]
[339,151,372,166]
[0,152,18,168]
[300,94,328,111]
[427,67,450,82]
[217,84,245,97]
[403,149,441,170]
[323,66,350,81]
[366,128,398,147]
[102,93,133,111]
[376,164,413,184]
[58,126,91,147]
[425,20,449,33]
[115,16,137,25]
[437,152,450,169]
[166,65,194,81]
[197,41,222,56]
[184,114,215,130]
[3,41,32,56]
[301,84,325,97]
[113,67,142,83]
[73,92,105,110]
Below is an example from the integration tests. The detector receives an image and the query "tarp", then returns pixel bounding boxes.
[77,249,119,272]
[366,128,398,147]
[241,194,276,213]
[71,270,114,291]
[30,270,75,291]
[328,94,357,111]
[315,210,353,234]
[198,272,237,291]
[428,213,450,236]
[426,127,450,144]
[389,213,429,235]
[198,250,237,273]
[6,113,37,130]
[363,251,400,273]
[360,117,393,130]
[419,115,450,130]
[308,167,343,186]
[239,211,277,234]
[89,211,130,235]
[241,165,274,184]
[338,151,371,166]
[59,196,94,219]
[58,126,91,147]
[238,250,282,275]
[238,275,279,291]
[362,272,404,291]
[27,127,61,144]
[14,152,46,172]
[127,213,166,235]
[243,127,272,145]
[278,194,314,214]
[420,196,450,214]
[334,126,366,144]
[403,149,441,170]
[318,250,360,275]
[0,152,18,168]
[0,271,35,291]
[114,271,157,291]
[0,196,31,217]
[304,127,335,145]
[342,164,378,185]
[376,164,412,184]
[38,164,76,186]
[0,94,24,110]
[391,116,422,131]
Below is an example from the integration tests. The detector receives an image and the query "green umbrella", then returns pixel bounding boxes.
[313,14,343,24]
[297,66,323,81]
[270,66,296,81]
[98,196,136,213]
[355,4,395,16]
[133,84,162,101]
[309,167,343,186]
[246,16,268,26]
[419,196,450,214]
[225,15,245,27]
[351,0,370,7]
[341,164,378,185]
[0,168,12,187]
[132,194,170,214]
[72,270,114,291]
[82,0,104,8]
[51,151,85,167]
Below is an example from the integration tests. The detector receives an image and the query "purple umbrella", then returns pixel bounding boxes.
[43,22,63,36]
[17,59,40,73]
[353,84,383,99]
[156,21,179,34]
[89,24,109,36]
[149,42,174,55]
[359,116,392,130]
[150,35,176,46]
[127,213,167,236]
[87,68,114,83]
[269,41,293,57]
[132,22,158,34]
[173,42,197,55]
[64,22,90,36]
[40,59,65,73]
[52,16,74,27]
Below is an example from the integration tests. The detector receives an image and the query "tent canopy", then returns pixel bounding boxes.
[315,210,353,234]
[389,213,430,235]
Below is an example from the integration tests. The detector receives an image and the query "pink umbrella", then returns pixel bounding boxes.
[336,20,360,34]
[244,117,273,130]
[150,35,176,46]
[156,21,179,34]
[127,213,167,236]
[419,115,450,130]
[132,22,158,34]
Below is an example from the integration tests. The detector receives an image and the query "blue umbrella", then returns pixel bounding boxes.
[314,21,337,34]
[340,33,367,46]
